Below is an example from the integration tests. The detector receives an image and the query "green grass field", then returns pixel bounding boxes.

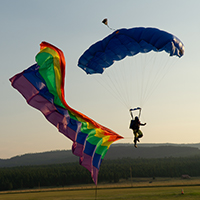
[0,177,200,200]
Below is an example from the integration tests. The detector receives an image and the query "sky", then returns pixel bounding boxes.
[0,0,200,159]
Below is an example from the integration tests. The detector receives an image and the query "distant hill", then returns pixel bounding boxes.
[0,150,79,168]
[105,144,200,159]
[137,143,200,149]
[0,143,200,168]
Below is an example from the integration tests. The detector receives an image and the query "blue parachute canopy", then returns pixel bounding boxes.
[78,27,184,74]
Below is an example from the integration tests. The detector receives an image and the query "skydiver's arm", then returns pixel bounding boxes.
[140,122,146,126]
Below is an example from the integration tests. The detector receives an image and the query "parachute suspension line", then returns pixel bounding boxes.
[116,55,143,109]
[126,57,133,108]
[120,51,179,109]
[92,76,128,109]
[131,55,142,108]
[105,63,131,109]
[119,57,141,109]
[127,58,136,108]
[114,60,132,108]
[89,52,178,113]
[139,52,179,107]
[102,18,116,31]
[92,73,130,109]
[131,53,147,108]
[141,53,157,106]
[139,52,158,107]
[143,57,178,105]
[99,57,137,109]
[134,55,142,107]
[139,53,149,107]
[105,71,130,108]
[151,54,178,102]
[141,53,165,105]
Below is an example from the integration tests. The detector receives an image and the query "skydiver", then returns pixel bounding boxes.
[129,109,146,148]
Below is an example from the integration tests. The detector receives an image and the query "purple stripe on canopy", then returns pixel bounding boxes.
[72,142,85,157]
[10,73,78,142]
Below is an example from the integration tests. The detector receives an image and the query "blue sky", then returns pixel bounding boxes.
[1,0,200,158]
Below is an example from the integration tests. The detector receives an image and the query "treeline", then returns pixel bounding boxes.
[1,145,200,168]
[1,155,200,191]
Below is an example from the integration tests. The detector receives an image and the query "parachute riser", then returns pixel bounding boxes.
[130,107,141,119]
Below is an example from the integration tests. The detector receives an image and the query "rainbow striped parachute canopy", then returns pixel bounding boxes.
[10,42,123,185]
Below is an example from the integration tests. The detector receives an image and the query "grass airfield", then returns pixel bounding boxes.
[0,177,200,200]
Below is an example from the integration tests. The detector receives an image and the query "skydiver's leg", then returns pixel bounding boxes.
[137,130,143,142]
[138,130,143,138]
[133,130,138,148]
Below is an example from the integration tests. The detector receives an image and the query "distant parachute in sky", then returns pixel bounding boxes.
[78,27,184,108]
[9,41,123,185]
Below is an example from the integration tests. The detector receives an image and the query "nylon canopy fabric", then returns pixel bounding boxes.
[78,27,184,74]
[9,41,123,185]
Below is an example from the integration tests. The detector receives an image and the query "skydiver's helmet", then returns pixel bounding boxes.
[135,116,139,122]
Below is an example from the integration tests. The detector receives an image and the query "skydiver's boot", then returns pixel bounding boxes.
[134,138,137,148]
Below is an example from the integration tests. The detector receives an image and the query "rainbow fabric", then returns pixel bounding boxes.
[9,42,123,184]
